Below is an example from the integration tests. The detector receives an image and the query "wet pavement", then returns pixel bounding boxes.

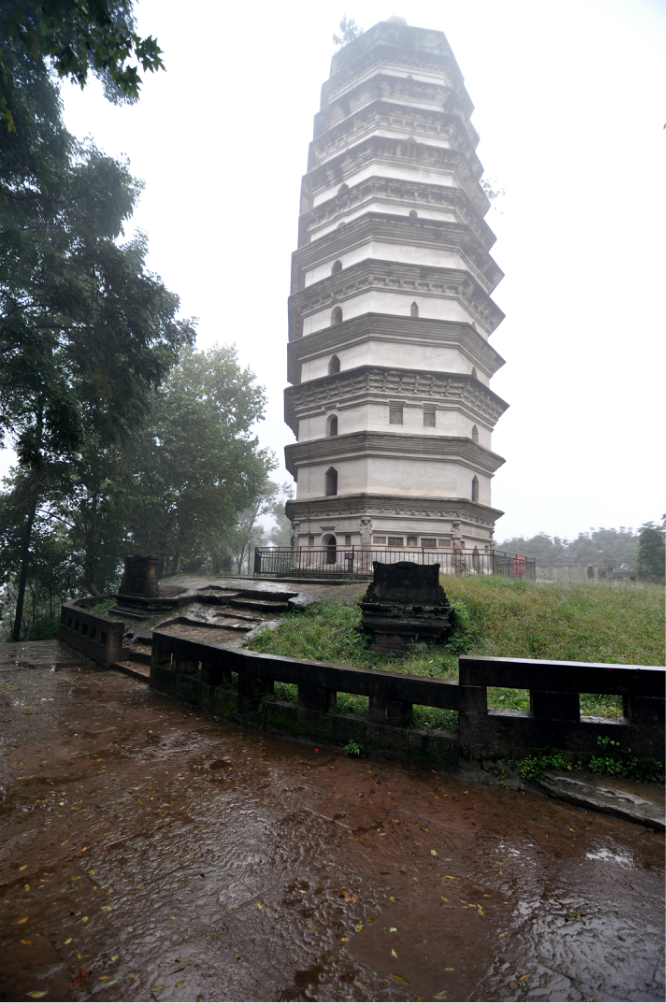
[1,642,664,1003]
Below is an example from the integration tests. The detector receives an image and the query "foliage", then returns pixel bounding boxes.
[332,16,362,47]
[520,750,569,780]
[126,345,273,575]
[344,740,362,757]
[588,736,665,784]
[0,36,194,636]
[498,526,641,569]
[635,519,665,580]
[1,0,163,131]
[209,480,290,576]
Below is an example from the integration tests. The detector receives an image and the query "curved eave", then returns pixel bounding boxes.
[284,431,505,478]
[284,366,509,435]
[286,314,506,385]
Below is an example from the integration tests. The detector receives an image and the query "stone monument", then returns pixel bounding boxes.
[359,561,452,652]
[284,18,508,554]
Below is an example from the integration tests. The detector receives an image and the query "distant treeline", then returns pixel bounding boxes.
[497,523,664,575]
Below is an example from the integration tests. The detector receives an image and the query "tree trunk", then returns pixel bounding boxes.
[172,552,182,576]
[12,489,38,642]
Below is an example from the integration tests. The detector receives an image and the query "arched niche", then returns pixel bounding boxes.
[331,306,343,326]
[325,467,338,497]
[471,475,479,502]
[327,414,338,437]
[328,355,340,375]
[331,260,342,274]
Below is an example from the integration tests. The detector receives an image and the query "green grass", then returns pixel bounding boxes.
[249,578,665,723]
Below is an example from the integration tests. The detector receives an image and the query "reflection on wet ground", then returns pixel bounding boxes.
[1,642,663,1002]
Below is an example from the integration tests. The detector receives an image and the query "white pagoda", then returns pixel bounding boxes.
[284,18,507,555]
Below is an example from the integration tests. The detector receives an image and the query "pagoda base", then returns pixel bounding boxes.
[286,493,503,551]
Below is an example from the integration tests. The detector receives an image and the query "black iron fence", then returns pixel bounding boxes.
[253,546,535,580]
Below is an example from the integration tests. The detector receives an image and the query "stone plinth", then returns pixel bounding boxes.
[118,555,160,599]
[359,561,452,652]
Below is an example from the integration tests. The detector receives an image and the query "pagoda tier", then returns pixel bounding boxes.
[284,19,507,551]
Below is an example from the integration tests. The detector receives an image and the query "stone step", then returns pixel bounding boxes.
[228,598,289,613]
[128,644,152,665]
[112,660,150,683]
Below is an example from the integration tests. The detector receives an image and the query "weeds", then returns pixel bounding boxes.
[588,736,665,784]
[344,740,362,757]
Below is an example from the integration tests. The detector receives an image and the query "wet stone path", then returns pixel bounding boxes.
[0,642,663,1003]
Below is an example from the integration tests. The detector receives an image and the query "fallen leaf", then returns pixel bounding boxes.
[26,993,48,999]
[149,987,166,993]
[175,979,186,987]
[391,949,398,958]
[443,875,455,880]
[389,927,397,932]
[19,865,28,871]
[435,992,448,999]
[445,966,454,971]
[520,973,530,981]
[17,917,28,924]
[391,974,409,984]
[256,902,263,910]
[72,967,93,988]
[64,938,72,945]
[341,936,348,942]
[340,889,358,904]
[81,916,88,923]
[21,939,31,945]
[431,849,437,856]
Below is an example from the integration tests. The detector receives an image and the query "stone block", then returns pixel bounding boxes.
[298,684,336,713]
[530,689,579,722]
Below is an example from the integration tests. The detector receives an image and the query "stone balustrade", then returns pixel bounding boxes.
[149,630,664,763]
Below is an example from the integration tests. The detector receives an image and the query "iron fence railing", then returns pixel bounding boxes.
[253,546,535,580]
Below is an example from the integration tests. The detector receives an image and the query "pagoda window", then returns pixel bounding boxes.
[331,260,342,274]
[331,306,343,326]
[472,424,479,444]
[471,367,478,380]
[410,301,419,317]
[409,209,418,217]
[337,182,349,195]
[328,355,340,374]
[327,414,338,437]
[471,476,479,502]
[389,402,403,425]
[423,404,436,427]
[325,467,338,496]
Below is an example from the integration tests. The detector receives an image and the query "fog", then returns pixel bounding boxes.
[4,0,663,541]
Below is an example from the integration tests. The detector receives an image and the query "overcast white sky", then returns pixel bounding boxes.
[11,0,664,542]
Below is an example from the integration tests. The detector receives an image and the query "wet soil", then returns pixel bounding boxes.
[1,642,663,1002]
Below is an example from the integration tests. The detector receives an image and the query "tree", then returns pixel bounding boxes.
[333,16,362,48]
[1,0,163,131]
[635,519,665,580]
[1,38,194,637]
[126,345,275,575]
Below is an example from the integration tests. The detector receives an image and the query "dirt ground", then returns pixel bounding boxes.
[1,641,663,1002]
